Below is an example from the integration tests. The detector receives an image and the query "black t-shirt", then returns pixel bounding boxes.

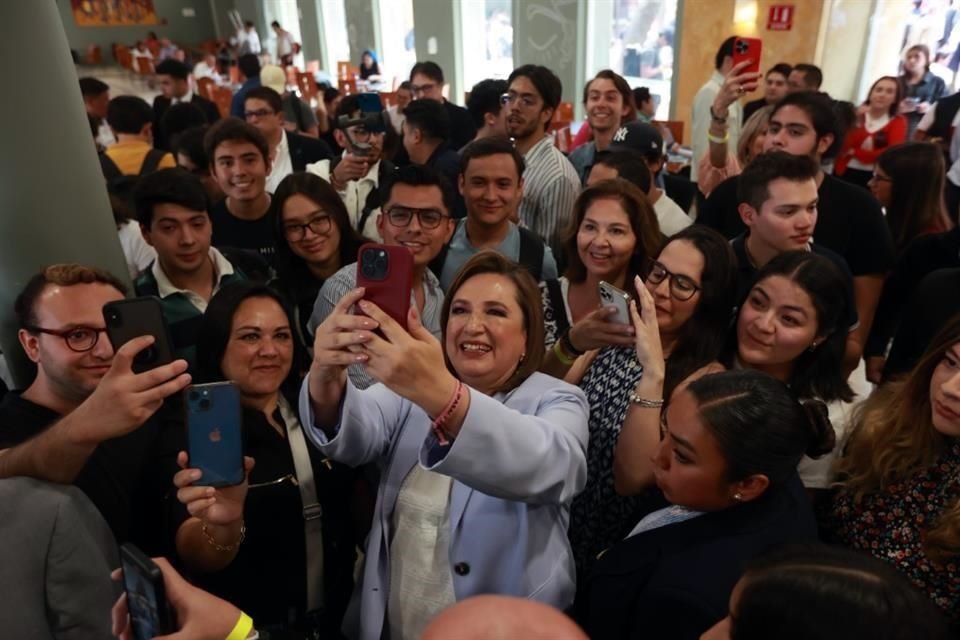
[0,392,176,552]
[699,173,896,276]
[731,234,859,330]
[743,98,767,122]
[443,99,478,151]
[885,267,960,378]
[209,199,277,265]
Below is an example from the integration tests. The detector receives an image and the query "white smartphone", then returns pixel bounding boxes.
[598,281,632,324]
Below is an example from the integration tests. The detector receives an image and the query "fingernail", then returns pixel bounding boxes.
[358,300,370,310]
[355,354,368,362]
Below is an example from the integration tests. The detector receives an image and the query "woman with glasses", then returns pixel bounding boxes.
[270,172,370,354]
[583,370,832,640]
[171,282,359,639]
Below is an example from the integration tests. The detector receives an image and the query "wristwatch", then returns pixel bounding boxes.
[709,106,728,124]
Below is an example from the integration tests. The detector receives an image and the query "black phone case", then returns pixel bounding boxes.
[103,297,176,373]
[120,544,175,639]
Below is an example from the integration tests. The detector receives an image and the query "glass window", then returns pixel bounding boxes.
[461,0,514,93]
[378,0,417,86]
[320,0,350,73]
[609,0,678,119]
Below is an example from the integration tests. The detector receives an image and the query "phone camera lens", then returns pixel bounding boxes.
[188,390,200,402]
[198,398,211,411]
[105,310,122,328]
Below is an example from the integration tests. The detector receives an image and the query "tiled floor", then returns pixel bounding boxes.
[76,64,161,102]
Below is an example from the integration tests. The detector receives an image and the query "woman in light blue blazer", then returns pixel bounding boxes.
[298,251,589,640]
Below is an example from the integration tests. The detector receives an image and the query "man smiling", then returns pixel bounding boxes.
[308,165,455,388]
[568,70,634,184]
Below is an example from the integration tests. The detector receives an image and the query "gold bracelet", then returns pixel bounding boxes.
[628,393,664,408]
[707,131,729,144]
[552,340,577,365]
[201,521,246,552]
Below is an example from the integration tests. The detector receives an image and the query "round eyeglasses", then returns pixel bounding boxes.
[26,326,109,353]
[384,206,449,229]
[283,213,333,241]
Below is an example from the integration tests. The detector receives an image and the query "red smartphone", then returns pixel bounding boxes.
[355,243,413,331]
[732,37,763,75]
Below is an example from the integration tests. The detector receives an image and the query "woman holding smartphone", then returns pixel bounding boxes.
[303,252,589,640]
[270,172,369,353]
[171,282,359,639]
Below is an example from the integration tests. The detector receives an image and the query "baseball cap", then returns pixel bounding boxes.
[610,121,664,161]
[260,65,286,94]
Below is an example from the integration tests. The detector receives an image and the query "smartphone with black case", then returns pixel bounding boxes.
[103,297,175,373]
[599,280,632,324]
[185,382,244,487]
[120,543,175,640]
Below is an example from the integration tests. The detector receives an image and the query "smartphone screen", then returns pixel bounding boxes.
[103,297,175,373]
[120,544,175,640]
[356,243,414,331]
[185,382,244,487]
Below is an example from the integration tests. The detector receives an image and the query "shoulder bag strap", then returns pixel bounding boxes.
[277,396,325,612]
[516,226,545,281]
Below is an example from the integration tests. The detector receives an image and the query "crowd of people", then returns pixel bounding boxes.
[3,29,959,640]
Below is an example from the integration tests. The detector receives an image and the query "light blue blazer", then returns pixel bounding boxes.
[298,372,589,640]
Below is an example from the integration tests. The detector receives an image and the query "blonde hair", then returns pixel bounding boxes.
[834,315,960,563]
[738,106,773,166]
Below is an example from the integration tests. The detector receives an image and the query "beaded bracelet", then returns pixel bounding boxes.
[628,392,665,408]
[225,612,254,640]
[431,380,464,445]
[202,521,246,552]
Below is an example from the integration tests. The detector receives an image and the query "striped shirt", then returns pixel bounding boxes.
[518,135,581,251]
[306,262,445,389]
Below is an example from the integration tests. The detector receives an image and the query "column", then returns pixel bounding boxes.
[511,0,588,106]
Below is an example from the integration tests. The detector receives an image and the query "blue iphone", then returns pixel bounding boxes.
[185,382,244,487]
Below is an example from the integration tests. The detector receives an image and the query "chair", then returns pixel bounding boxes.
[85,45,102,65]
[653,120,684,145]
[379,91,398,108]
[135,56,154,75]
[228,65,240,85]
[197,77,215,101]
[297,71,319,103]
[337,61,353,80]
[551,126,572,154]
[211,86,233,118]
[339,77,357,96]
[551,102,574,130]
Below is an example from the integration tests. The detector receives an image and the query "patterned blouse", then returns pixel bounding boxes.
[827,440,960,618]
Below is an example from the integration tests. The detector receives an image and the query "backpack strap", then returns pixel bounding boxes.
[516,226,545,281]
[139,148,168,176]
[544,278,570,336]
[356,159,397,234]
[98,152,123,182]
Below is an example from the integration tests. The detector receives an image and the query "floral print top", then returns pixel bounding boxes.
[827,439,960,618]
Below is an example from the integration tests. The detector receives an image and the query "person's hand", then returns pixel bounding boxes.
[357,301,455,408]
[331,151,371,188]
[865,355,886,385]
[309,288,378,384]
[855,103,870,121]
[69,336,190,446]
[712,60,762,113]
[916,101,931,114]
[567,306,636,353]
[173,451,254,528]
[629,276,665,379]
[899,98,917,114]
[111,557,245,640]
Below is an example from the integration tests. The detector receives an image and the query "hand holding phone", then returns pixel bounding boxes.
[103,297,175,373]
[356,243,414,332]
[599,281,632,324]
[185,382,244,487]
[119,544,176,640]
[731,37,763,76]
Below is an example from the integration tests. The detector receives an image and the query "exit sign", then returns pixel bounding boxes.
[768,5,795,31]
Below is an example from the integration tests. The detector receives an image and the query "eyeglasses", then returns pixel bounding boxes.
[500,92,539,109]
[243,108,275,119]
[283,213,333,241]
[346,126,377,142]
[870,172,892,183]
[384,206,449,229]
[26,325,109,352]
[643,259,701,301]
[411,82,438,96]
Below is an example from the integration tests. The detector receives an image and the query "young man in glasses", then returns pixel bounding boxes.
[504,64,581,258]
[307,164,455,389]
[132,168,248,365]
[243,86,332,193]
[0,264,191,551]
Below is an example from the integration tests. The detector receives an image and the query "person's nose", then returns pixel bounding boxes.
[753,309,776,333]
[941,369,960,401]
[258,337,279,357]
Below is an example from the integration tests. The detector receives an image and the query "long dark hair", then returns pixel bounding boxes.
[687,370,835,488]
[731,545,951,639]
[729,251,853,402]
[658,226,737,398]
[195,282,307,401]
[270,172,368,293]
[877,142,951,253]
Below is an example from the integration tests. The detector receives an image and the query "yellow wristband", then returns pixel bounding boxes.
[707,131,729,144]
[552,340,577,366]
[226,613,254,640]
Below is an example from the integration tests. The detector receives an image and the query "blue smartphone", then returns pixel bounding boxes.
[185,382,244,487]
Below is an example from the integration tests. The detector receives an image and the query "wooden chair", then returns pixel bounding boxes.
[228,65,240,85]
[113,44,133,71]
[135,56,154,75]
[211,86,233,119]
[197,77,216,101]
[339,77,357,96]
[85,45,102,65]
[337,61,353,81]
[551,101,574,130]
[379,91,398,108]
[297,71,319,103]
[653,120,684,145]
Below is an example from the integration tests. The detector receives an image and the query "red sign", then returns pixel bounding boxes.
[767,5,795,31]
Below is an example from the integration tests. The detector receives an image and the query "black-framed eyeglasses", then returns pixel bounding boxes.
[243,108,275,119]
[283,213,333,241]
[25,325,108,352]
[643,259,701,301]
[500,92,538,108]
[870,171,892,183]
[384,206,449,229]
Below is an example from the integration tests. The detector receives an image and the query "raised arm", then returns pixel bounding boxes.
[0,337,190,483]
[708,61,761,169]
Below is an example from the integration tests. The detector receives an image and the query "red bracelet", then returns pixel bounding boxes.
[431,380,464,445]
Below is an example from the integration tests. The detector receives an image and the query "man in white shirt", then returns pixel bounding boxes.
[271,21,295,66]
[306,94,392,240]
[690,37,741,185]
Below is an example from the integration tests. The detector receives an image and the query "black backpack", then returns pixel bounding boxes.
[99,148,168,207]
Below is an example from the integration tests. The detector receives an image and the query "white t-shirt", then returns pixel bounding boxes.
[652,191,692,236]
[117,220,156,279]
[266,131,294,194]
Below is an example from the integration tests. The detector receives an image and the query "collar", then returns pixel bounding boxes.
[174,90,194,104]
[710,70,725,86]
[152,246,235,299]
[276,129,289,154]
[524,134,554,158]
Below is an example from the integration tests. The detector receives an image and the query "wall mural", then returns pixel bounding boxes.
[70,0,159,27]
[523,0,577,68]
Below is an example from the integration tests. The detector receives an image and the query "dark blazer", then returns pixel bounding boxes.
[153,93,221,148]
[287,130,334,171]
[583,474,818,640]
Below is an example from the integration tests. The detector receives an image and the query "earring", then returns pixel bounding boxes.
[733,492,743,502]
[808,341,819,352]
[518,353,526,365]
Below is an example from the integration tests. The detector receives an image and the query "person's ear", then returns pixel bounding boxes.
[732,473,769,503]
[18,329,41,364]
[442,215,456,243]
[816,133,835,157]
[516,176,525,198]
[333,128,347,148]
[141,121,153,139]
[738,203,758,227]
[484,112,497,129]
[540,106,555,130]
[458,173,466,197]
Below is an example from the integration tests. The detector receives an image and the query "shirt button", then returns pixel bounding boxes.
[453,562,470,576]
